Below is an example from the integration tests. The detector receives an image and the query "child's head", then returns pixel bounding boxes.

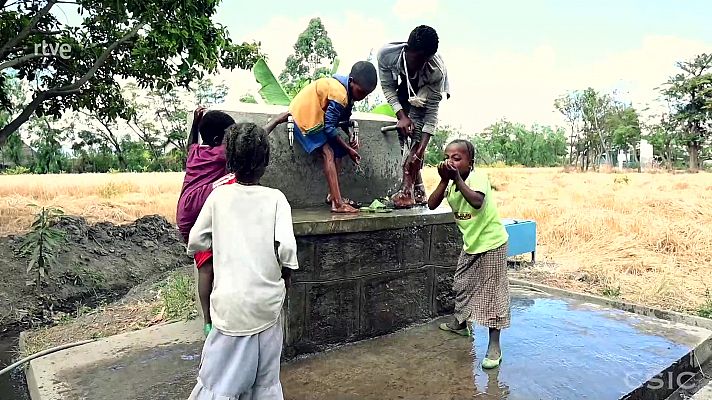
[406,25,439,71]
[193,109,236,147]
[444,139,475,176]
[349,61,378,101]
[225,122,270,184]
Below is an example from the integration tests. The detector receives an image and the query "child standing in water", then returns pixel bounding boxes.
[187,122,298,399]
[427,139,510,370]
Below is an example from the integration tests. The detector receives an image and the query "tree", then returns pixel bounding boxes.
[474,120,568,167]
[608,104,642,168]
[554,92,582,165]
[29,117,67,173]
[424,126,452,166]
[0,0,262,147]
[78,110,127,168]
[2,130,25,166]
[70,129,120,172]
[661,53,712,170]
[354,49,385,113]
[194,79,229,108]
[279,18,337,95]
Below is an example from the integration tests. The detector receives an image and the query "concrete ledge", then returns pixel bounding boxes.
[510,278,712,331]
[291,207,454,236]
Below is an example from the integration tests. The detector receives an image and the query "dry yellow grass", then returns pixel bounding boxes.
[2,168,711,314]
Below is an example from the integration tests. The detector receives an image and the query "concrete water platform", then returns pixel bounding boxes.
[24,285,712,400]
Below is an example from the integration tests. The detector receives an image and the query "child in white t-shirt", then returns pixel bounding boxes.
[187,122,298,400]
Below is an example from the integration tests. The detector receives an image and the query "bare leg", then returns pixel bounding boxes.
[322,143,358,213]
[391,149,417,208]
[486,328,502,360]
[264,111,289,134]
[197,262,214,326]
[414,163,427,205]
[392,132,431,208]
[325,158,355,206]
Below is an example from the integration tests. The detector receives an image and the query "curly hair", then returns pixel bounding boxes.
[225,122,270,183]
[407,25,439,57]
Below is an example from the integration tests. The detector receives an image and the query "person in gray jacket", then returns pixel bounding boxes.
[377,25,450,208]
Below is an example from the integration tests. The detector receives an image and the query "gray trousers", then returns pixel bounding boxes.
[188,317,284,400]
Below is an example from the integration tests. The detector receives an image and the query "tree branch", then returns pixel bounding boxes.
[0,53,48,71]
[0,23,144,147]
[30,29,63,36]
[0,0,58,59]
[0,91,49,147]
[51,23,143,96]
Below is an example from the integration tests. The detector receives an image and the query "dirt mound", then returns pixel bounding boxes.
[0,215,191,332]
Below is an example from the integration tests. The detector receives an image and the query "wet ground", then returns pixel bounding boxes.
[280,291,706,400]
[34,289,710,400]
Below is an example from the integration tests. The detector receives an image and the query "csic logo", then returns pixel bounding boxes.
[623,353,706,392]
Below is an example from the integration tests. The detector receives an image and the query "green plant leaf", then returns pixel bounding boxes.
[253,58,291,106]
[370,103,396,118]
[330,57,340,75]
[27,246,40,273]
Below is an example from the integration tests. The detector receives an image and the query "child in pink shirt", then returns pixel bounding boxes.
[177,107,236,244]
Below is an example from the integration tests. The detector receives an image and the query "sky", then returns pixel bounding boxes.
[208,0,712,134]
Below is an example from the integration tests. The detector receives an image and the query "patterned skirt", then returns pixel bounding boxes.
[453,242,511,330]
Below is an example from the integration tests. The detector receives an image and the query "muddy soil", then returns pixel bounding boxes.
[0,215,192,333]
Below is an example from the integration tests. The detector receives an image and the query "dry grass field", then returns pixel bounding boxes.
[1,168,711,315]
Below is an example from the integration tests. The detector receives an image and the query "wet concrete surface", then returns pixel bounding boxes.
[29,290,711,400]
[291,206,453,236]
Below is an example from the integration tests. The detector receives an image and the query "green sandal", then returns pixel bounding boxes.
[438,322,471,337]
[482,354,503,369]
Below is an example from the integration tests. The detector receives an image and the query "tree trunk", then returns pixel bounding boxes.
[665,144,673,170]
[569,126,575,165]
[688,142,700,171]
[630,144,640,173]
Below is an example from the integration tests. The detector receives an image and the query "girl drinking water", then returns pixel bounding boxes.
[427,139,510,370]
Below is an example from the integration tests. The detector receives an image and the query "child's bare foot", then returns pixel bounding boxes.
[331,203,359,213]
[391,191,415,209]
[414,185,428,205]
[325,194,357,207]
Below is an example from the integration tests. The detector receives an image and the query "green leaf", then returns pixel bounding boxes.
[370,103,396,118]
[330,57,340,75]
[253,58,291,106]
[27,246,40,273]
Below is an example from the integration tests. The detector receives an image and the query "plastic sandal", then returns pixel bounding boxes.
[482,354,503,369]
[438,322,471,337]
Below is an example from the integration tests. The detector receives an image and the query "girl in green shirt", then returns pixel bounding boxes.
[428,139,510,370]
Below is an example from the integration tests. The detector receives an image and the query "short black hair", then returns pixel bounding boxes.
[407,25,439,57]
[199,111,235,146]
[350,61,378,92]
[448,139,475,165]
[225,122,270,183]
